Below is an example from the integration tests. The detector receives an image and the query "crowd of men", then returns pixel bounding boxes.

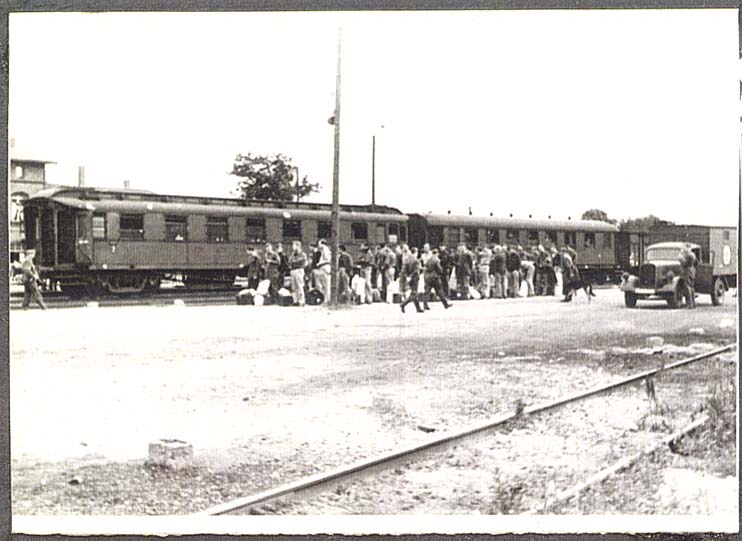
[239,240,587,308]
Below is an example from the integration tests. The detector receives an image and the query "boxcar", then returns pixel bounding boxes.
[407,213,622,283]
[23,187,408,295]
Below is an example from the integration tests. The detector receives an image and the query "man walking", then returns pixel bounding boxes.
[21,249,47,310]
[491,245,507,299]
[520,246,536,297]
[423,248,451,310]
[477,245,492,299]
[399,244,424,313]
[338,244,353,303]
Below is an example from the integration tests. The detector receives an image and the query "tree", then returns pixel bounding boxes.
[620,215,673,232]
[581,209,617,224]
[231,153,319,201]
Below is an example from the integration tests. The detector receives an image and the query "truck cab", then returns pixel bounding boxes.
[620,241,727,308]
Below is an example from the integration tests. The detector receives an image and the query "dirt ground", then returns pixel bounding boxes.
[9,287,738,515]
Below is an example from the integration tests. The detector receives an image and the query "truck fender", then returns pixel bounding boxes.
[621,275,640,292]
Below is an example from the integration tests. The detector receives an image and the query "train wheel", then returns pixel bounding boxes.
[624,292,637,308]
[711,277,725,306]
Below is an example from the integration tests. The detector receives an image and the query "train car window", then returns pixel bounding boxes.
[352,222,369,240]
[528,230,539,244]
[376,224,386,243]
[92,214,107,240]
[464,228,478,245]
[447,227,461,245]
[724,230,730,240]
[505,229,519,243]
[399,225,407,242]
[318,221,332,240]
[486,229,499,244]
[283,219,302,239]
[388,223,399,237]
[206,216,229,242]
[545,230,557,245]
[14,165,23,179]
[603,232,613,249]
[120,214,145,240]
[165,215,188,242]
[246,218,266,242]
[565,231,577,247]
[584,232,595,248]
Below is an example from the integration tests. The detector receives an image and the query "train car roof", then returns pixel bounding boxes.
[411,213,619,232]
[27,186,407,220]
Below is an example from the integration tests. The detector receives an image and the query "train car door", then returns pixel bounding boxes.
[615,231,632,270]
[76,212,93,265]
[57,209,77,265]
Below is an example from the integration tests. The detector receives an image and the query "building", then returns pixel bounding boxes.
[9,143,56,261]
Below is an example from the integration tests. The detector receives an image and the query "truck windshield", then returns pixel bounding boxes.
[646,247,682,261]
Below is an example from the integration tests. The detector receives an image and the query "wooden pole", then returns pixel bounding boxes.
[330,29,342,305]
[371,135,376,206]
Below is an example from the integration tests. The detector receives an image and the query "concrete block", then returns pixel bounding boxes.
[173,299,185,306]
[647,336,664,348]
[86,301,99,308]
[148,439,193,470]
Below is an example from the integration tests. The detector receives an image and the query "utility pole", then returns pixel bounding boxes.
[371,135,376,206]
[330,28,342,305]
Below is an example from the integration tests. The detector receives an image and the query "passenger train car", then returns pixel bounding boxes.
[22,187,408,295]
[407,213,633,283]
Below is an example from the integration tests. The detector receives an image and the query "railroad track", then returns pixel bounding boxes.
[10,287,241,310]
[197,343,736,516]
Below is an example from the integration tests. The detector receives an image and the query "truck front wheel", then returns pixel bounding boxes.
[624,292,637,308]
[711,277,725,306]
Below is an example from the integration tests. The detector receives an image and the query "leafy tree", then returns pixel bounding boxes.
[620,214,673,232]
[581,209,617,224]
[231,153,319,201]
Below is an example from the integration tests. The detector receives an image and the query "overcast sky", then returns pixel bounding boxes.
[9,9,740,225]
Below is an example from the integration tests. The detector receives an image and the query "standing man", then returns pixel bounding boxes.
[244,246,261,290]
[399,244,424,313]
[316,239,332,304]
[439,246,454,298]
[338,244,353,303]
[21,249,47,310]
[506,245,522,298]
[423,248,451,310]
[537,245,555,296]
[381,244,396,303]
[356,242,374,304]
[262,242,281,300]
[288,241,307,307]
[560,248,579,302]
[276,244,289,288]
[477,245,492,299]
[679,246,697,309]
[374,244,385,292]
[454,243,472,300]
[520,246,536,297]
[491,245,507,299]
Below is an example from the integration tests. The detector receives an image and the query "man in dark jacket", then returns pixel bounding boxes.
[263,243,281,299]
[491,245,507,299]
[423,248,451,310]
[244,246,262,290]
[679,247,698,309]
[338,245,353,303]
[454,244,473,300]
[506,246,522,298]
[439,246,454,298]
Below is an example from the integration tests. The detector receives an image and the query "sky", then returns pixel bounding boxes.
[9,9,741,226]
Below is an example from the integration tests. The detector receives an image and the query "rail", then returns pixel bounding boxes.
[197,343,736,516]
